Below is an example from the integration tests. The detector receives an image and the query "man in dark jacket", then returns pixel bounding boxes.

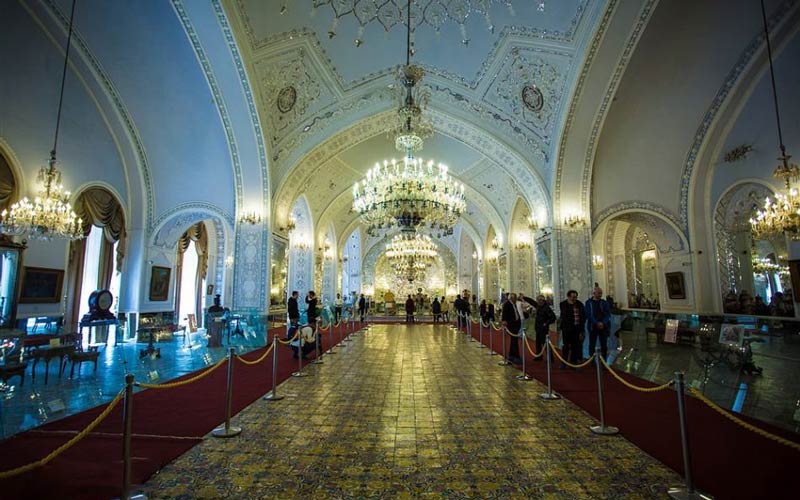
[288,291,300,326]
[559,290,585,368]
[431,297,441,323]
[358,293,367,322]
[501,292,522,364]
[533,294,556,360]
[305,291,318,325]
[405,295,415,323]
[585,286,611,360]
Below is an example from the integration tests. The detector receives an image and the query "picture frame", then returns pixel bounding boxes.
[206,284,214,295]
[665,271,686,299]
[19,266,65,304]
[148,266,171,302]
[719,323,744,348]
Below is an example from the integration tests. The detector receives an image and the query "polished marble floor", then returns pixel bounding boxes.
[0,328,268,439]
[141,324,679,499]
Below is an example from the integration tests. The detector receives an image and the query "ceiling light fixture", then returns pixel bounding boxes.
[352,0,466,238]
[750,0,800,240]
[0,0,83,241]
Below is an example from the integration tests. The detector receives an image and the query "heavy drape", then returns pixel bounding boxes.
[174,222,208,324]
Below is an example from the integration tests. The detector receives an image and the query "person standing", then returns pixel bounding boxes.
[479,299,487,323]
[454,295,464,327]
[501,292,522,364]
[405,295,416,323]
[358,293,367,322]
[533,294,556,360]
[585,286,611,360]
[305,291,319,325]
[431,297,441,323]
[559,290,585,368]
[288,291,300,327]
[487,301,495,323]
[440,296,450,322]
[334,293,343,323]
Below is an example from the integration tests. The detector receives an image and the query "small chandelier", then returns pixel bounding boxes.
[0,0,83,241]
[352,0,466,238]
[750,0,800,240]
[385,232,437,264]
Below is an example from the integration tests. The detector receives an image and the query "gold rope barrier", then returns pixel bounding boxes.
[137,356,227,389]
[490,321,503,332]
[689,388,800,452]
[548,341,596,368]
[523,337,544,358]
[319,323,330,332]
[599,356,674,393]
[235,343,274,366]
[0,389,124,479]
[277,331,300,345]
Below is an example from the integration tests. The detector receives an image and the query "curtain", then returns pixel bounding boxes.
[175,222,209,324]
[73,187,126,272]
[0,153,16,212]
[65,188,126,332]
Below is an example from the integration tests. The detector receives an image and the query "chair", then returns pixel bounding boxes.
[0,333,28,386]
[61,333,100,378]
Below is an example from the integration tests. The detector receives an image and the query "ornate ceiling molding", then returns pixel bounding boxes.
[151,202,233,248]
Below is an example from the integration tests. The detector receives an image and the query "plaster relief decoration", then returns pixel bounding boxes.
[253,48,324,144]
[342,229,362,299]
[287,196,314,300]
[490,47,567,144]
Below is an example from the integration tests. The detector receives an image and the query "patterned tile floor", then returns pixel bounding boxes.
[141,324,679,499]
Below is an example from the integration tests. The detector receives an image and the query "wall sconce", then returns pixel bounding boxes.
[238,211,262,225]
[281,213,296,233]
[490,236,503,251]
[321,238,334,260]
[514,232,531,250]
[592,255,604,269]
[487,249,499,263]
[225,255,234,268]
[294,235,310,251]
[563,214,586,228]
[527,215,539,231]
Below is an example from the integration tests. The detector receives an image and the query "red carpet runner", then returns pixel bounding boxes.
[461,322,799,500]
[0,323,355,500]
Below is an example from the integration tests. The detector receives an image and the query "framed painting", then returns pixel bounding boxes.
[19,267,64,303]
[149,266,171,302]
[665,271,686,299]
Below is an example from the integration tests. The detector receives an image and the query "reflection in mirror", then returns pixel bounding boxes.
[535,237,552,297]
[270,236,287,307]
[628,229,659,309]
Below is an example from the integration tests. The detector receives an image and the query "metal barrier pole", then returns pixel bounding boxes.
[517,329,532,381]
[668,372,713,499]
[499,327,511,366]
[212,348,242,437]
[468,314,475,341]
[312,323,323,364]
[539,341,559,399]
[590,353,618,435]
[478,318,485,348]
[327,321,335,354]
[292,331,307,377]
[263,335,283,401]
[489,322,496,355]
[121,374,133,500]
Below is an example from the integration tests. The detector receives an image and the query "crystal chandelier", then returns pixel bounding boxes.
[385,232,437,282]
[0,0,83,241]
[352,0,466,238]
[749,0,800,240]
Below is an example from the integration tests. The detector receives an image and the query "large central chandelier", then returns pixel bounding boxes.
[0,0,83,241]
[749,0,800,240]
[352,0,466,238]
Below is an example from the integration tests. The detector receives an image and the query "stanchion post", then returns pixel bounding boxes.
[121,373,134,500]
[327,321,335,354]
[668,372,713,500]
[312,323,323,364]
[489,322,496,355]
[590,353,618,435]
[292,330,307,377]
[517,330,532,381]
[499,326,511,366]
[539,341,560,399]
[263,335,283,401]
[212,347,242,437]
[478,318,485,348]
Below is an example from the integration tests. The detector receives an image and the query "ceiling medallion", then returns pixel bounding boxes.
[521,84,544,112]
[276,86,297,113]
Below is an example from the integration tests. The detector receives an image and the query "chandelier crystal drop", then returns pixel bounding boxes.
[0,0,84,241]
[385,232,438,262]
[750,0,799,240]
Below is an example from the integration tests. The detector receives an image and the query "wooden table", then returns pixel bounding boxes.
[30,344,76,384]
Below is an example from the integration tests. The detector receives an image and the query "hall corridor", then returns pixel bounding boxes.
[141,324,678,499]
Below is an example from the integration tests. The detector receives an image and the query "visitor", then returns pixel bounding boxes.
[432,297,441,323]
[305,291,318,325]
[288,290,300,327]
[533,294,556,361]
[479,299,487,323]
[559,290,585,368]
[334,293,343,322]
[358,293,367,322]
[487,301,495,323]
[501,292,522,364]
[455,294,465,328]
[585,286,611,360]
[405,295,415,323]
[440,296,450,322]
